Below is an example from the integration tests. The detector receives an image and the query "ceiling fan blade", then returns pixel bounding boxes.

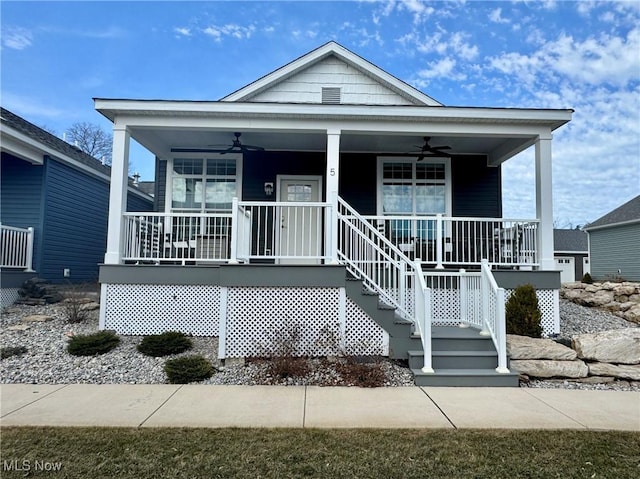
[430,145,451,150]
[171,147,228,153]
[241,144,265,151]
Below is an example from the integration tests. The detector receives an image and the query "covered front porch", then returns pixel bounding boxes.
[95,99,569,384]
[97,100,568,273]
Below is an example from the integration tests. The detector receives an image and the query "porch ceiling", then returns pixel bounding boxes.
[130,128,525,165]
[97,99,572,165]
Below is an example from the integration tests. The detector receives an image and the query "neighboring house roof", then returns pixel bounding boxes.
[554,229,588,253]
[221,41,442,107]
[584,195,640,231]
[136,181,155,197]
[1,107,111,175]
[0,107,151,199]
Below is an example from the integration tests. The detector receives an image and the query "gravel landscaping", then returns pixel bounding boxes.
[1,295,638,390]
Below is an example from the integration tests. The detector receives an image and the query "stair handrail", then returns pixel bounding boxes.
[480,259,509,373]
[337,197,434,373]
[337,197,414,318]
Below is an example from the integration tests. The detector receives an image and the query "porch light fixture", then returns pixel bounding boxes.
[264,182,274,196]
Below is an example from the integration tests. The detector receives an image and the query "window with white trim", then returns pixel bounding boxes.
[378,157,451,240]
[171,156,239,212]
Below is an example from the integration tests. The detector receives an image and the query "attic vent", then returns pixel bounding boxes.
[321,87,341,104]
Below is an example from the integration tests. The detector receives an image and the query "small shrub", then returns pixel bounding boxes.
[505,284,543,338]
[267,356,310,380]
[1,345,28,359]
[137,331,193,357]
[61,282,95,323]
[581,273,593,284]
[67,331,120,356]
[164,355,214,384]
[336,360,387,388]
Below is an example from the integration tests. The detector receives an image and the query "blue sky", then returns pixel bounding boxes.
[2,0,639,226]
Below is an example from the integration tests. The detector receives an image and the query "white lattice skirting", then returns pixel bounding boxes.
[102,284,389,358]
[1,288,20,309]
[505,289,560,335]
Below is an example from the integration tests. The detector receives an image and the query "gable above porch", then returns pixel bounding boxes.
[221,41,442,107]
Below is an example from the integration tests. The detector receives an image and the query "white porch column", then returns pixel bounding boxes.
[326,129,341,264]
[104,125,130,264]
[535,133,554,271]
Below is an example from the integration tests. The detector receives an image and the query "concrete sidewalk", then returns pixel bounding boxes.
[1,384,638,430]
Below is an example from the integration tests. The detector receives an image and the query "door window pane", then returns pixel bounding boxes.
[287,184,313,202]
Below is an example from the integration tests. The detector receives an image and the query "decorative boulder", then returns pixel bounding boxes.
[624,304,640,324]
[582,290,614,307]
[572,329,640,365]
[588,363,640,381]
[510,359,588,378]
[507,335,577,360]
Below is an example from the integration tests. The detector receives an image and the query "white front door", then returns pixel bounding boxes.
[277,176,322,264]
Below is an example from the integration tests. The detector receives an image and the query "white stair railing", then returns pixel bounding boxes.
[337,197,433,372]
[480,259,509,373]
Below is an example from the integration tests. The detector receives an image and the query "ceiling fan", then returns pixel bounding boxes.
[171,132,265,154]
[413,136,452,161]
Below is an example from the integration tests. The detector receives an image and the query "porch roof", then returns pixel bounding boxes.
[94,98,572,166]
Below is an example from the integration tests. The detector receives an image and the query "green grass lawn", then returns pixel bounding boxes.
[1,428,638,479]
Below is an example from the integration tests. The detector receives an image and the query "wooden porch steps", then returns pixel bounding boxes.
[344,276,519,387]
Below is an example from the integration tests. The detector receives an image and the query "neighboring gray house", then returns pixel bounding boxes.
[554,228,589,283]
[584,195,640,282]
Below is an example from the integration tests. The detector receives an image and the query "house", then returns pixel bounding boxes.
[554,229,589,283]
[0,107,153,306]
[584,195,640,282]
[95,42,572,386]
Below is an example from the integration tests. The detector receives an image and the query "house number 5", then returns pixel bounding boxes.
[330,168,336,176]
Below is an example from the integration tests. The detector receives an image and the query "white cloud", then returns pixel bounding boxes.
[203,24,256,41]
[402,30,479,61]
[489,28,640,88]
[489,8,509,24]
[414,57,466,87]
[2,27,33,50]
[174,27,191,37]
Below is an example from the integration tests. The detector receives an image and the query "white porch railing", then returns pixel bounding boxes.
[123,200,333,264]
[0,224,35,271]
[235,200,332,262]
[422,263,508,373]
[123,212,233,264]
[363,214,539,268]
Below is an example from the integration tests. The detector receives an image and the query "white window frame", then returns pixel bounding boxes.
[376,156,452,217]
[165,153,242,214]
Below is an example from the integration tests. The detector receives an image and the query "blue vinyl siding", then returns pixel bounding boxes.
[1,153,45,271]
[40,158,110,282]
[127,190,154,212]
[589,224,640,281]
[154,151,501,218]
[452,155,501,218]
[39,157,152,283]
